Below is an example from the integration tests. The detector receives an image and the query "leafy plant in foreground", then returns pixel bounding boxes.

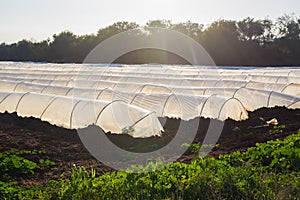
[2,132,300,199]
[0,150,37,182]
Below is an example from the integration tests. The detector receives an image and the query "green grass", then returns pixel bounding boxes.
[1,131,300,199]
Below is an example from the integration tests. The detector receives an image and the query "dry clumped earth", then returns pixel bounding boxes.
[0,106,299,186]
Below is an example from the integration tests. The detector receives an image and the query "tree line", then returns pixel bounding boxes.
[0,14,300,66]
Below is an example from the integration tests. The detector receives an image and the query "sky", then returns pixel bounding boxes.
[0,0,299,44]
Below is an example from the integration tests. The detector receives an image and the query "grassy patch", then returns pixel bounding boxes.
[1,131,300,199]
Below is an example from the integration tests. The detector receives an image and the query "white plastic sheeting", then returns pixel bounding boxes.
[0,80,249,121]
[0,62,300,137]
[0,92,163,138]
[1,76,300,96]
[0,80,299,117]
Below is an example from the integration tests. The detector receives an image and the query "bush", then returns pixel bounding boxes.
[0,150,38,182]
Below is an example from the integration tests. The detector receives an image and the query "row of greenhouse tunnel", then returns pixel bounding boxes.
[0,62,300,138]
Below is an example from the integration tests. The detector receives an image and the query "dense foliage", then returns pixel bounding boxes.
[1,131,300,199]
[1,15,300,66]
[0,150,54,199]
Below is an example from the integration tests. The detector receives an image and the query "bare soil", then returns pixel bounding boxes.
[0,107,299,186]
